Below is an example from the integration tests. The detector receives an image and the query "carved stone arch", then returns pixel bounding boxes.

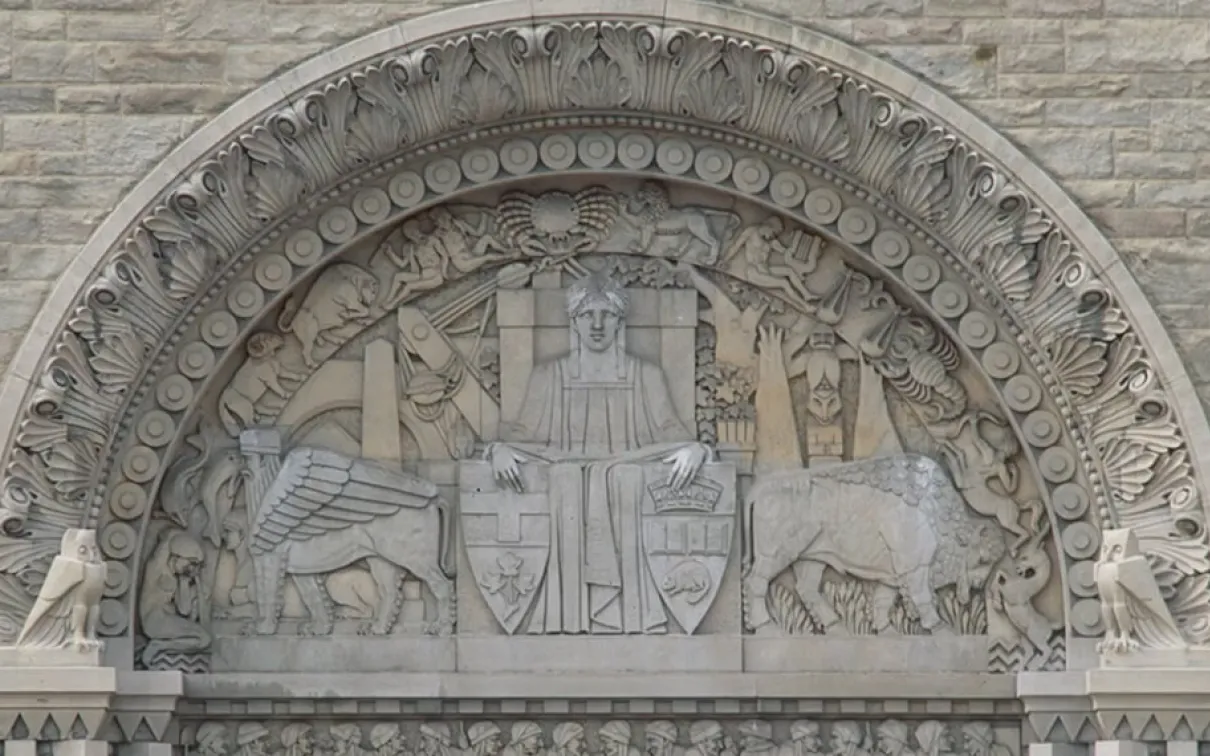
[0,0,1206,673]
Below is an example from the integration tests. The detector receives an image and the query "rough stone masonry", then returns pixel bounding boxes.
[5,0,1210,414]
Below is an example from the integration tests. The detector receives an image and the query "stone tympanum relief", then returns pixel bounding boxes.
[2,18,1207,677]
[183,719,1017,756]
[103,178,1078,672]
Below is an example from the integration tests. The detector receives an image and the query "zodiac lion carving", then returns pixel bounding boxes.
[237,430,456,636]
[742,455,1007,635]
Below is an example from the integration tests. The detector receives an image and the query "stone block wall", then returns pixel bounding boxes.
[0,0,1207,404]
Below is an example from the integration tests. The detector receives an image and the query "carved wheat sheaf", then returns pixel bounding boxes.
[0,19,1204,645]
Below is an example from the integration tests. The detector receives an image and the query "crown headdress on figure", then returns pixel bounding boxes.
[567,273,630,379]
[567,273,629,318]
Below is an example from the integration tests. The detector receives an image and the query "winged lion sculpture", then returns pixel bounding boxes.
[240,433,456,636]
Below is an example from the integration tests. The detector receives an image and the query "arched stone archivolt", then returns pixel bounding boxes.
[0,4,1205,673]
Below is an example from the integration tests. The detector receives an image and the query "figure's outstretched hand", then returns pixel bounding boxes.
[664,443,710,491]
[487,442,525,493]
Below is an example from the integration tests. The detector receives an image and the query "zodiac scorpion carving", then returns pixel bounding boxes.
[111,178,1083,672]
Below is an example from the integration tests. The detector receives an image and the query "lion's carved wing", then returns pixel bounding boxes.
[248,447,439,556]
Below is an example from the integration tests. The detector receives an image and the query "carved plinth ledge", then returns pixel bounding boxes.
[1018,668,1210,746]
[0,0,1207,748]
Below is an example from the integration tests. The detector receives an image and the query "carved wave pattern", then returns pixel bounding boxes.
[0,20,1204,644]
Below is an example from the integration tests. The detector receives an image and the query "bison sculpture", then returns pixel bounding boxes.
[743,454,1007,635]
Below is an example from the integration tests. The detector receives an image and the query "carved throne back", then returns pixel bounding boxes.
[496,285,698,434]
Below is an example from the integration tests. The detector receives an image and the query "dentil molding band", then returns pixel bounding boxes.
[0,0,1207,655]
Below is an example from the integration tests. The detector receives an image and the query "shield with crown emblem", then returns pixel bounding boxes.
[640,461,737,634]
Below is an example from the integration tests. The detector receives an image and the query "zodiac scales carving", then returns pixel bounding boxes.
[0,4,1207,756]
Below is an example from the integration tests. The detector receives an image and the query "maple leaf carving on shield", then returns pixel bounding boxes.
[480,551,537,618]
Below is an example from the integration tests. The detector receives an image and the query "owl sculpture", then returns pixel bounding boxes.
[15,528,107,652]
[1093,528,1185,654]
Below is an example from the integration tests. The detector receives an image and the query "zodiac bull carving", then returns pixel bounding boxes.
[743,455,1007,635]
[238,430,456,636]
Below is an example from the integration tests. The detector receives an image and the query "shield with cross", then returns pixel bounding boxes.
[458,460,550,634]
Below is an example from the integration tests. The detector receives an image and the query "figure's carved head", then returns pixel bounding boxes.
[1100,528,1136,562]
[628,181,671,220]
[568,275,628,353]
[875,721,909,756]
[789,722,821,750]
[281,724,314,756]
[738,721,773,749]
[63,528,100,563]
[401,219,423,242]
[688,721,725,756]
[347,267,379,304]
[246,332,285,360]
[599,722,631,756]
[914,722,949,756]
[420,723,453,754]
[469,723,503,756]
[644,722,678,756]
[237,723,272,756]
[758,216,784,239]
[330,725,362,750]
[369,724,403,755]
[221,515,246,550]
[510,723,544,756]
[167,531,204,577]
[196,723,229,756]
[960,723,995,756]
[830,722,865,753]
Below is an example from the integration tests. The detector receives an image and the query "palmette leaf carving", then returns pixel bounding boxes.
[0,17,1201,646]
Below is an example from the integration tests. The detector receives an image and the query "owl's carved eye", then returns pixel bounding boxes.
[78,546,88,556]
[1023,567,1036,579]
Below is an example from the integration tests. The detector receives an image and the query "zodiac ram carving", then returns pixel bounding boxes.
[742,455,1007,635]
[236,429,456,636]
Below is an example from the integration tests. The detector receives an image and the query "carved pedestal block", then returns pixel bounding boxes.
[744,636,991,673]
[208,636,456,673]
